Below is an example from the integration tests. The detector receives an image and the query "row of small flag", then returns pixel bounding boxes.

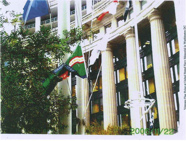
[23,0,132,23]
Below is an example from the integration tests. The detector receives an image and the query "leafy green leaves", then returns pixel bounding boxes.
[1,26,82,133]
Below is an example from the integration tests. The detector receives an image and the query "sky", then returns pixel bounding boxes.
[1,0,27,34]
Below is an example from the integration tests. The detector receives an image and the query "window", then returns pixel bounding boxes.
[148,78,155,94]
[92,77,102,92]
[119,67,128,81]
[166,31,179,55]
[70,10,75,15]
[140,39,155,95]
[119,89,128,106]
[41,21,45,25]
[174,38,179,53]
[147,54,153,69]
[92,79,99,92]
[113,44,130,127]
[52,17,57,22]
[140,40,152,71]
[171,37,179,54]
[82,5,86,10]
[119,68,125,81]
[91,97,103,114]
[46,19,50,24]
[93,0,102,5]
[153,106,158,119]
[166,28,180,83]
[92,99,99,114]
[121,114,130,128]
[72,85,76,96]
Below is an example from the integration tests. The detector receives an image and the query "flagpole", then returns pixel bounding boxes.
[132,0,147,131]
[84,64,102,119]
[50,13,52,30]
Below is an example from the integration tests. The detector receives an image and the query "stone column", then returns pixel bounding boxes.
[35,17,41,32]
[75,0,82,27]
[86,0,92,14]
[174,0,186,132]
[123,27,142,129]
[58,0,70,38]
[101,46,118,130]
[83,78,90,127]
[76,77,83,134]
[57,0,71,134]
[111,17,117,30]
[76,77,89,134]
[132,0,141,14]
[148,9,177,131]
[100,26,105,37]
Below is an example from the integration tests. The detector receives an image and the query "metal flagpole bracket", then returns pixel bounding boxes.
[124,98,155,114]
[124,97,156,128]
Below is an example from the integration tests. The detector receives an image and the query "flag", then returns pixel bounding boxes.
[97,11,109,21]
[89,33,109,66]
[43,63,78,95]
[65,43,86,78]
[53,63,78,79]
[23,0,50,23]
[89,49,101,66]
[42,73,59,95]
[97,0,119,21]
[123,0,132,22]
[123,7,129,22]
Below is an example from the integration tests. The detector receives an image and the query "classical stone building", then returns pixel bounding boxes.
[24,0,182,135]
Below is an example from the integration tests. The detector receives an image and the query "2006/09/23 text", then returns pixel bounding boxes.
[130,128,175,135]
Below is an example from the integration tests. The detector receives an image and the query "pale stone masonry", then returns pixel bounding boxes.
[101,47,118,130]
[124,27,142,129]
[27,0,182,134]
[148,9,177,130]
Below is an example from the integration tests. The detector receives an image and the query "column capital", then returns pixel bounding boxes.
[107,43,112,50]
[101,43,112,53]
[123,27,135,40]
[148,9,162,23]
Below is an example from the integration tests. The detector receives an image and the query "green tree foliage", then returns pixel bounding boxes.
[1,26,80,133]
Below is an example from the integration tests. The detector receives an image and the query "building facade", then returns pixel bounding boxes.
[25,0,182,135]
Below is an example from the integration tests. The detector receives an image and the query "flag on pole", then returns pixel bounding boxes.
[97,0,119,21]
[65,43,87,78]
[23,0,50,23]
[123,0,132,22]
[43,63,78,95]
[89,33,109,66]
[97,11,109,21]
